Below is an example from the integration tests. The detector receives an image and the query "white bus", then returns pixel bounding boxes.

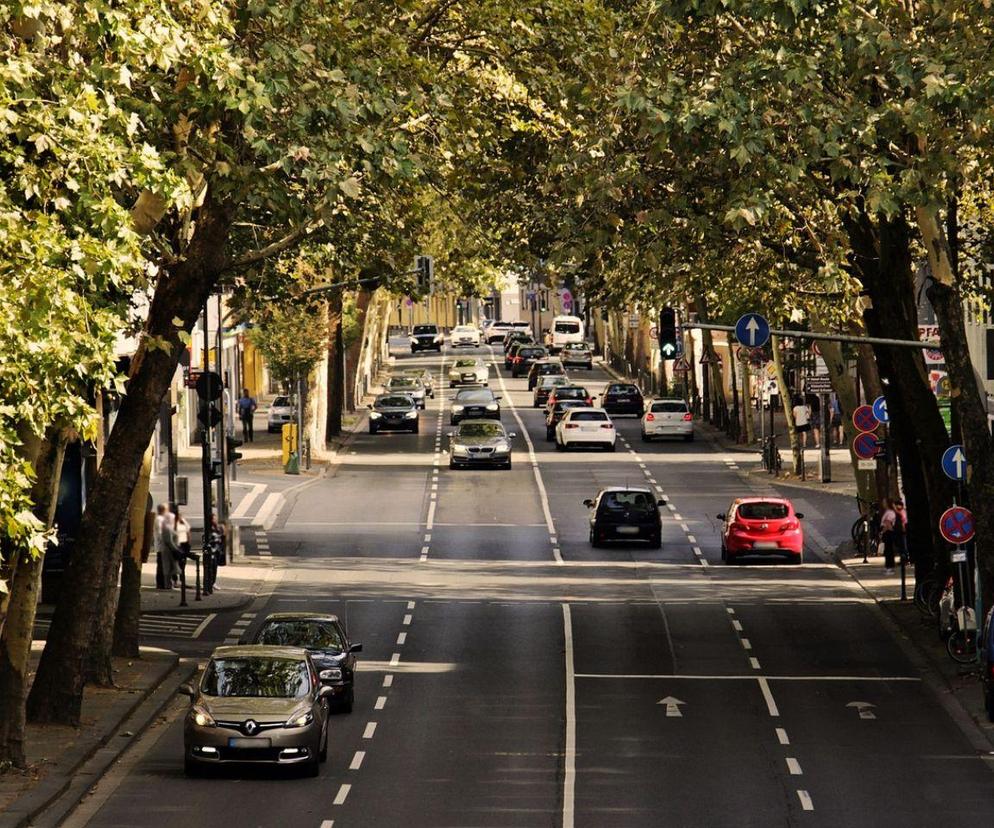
[550,315,584,353]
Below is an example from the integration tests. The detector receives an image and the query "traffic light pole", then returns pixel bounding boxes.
[200,300,213,577]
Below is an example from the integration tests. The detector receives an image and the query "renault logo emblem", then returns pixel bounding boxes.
[243,719,258,736]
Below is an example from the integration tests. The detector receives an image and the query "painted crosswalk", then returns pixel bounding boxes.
[34,611,217,640]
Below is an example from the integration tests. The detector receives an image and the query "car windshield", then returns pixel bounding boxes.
[455,390,494,403]
[201,658,311,698]
[511,322,530,329]
[651,401,688,413]
[389,378,418,388]
[608,385,637,394]
[455,359,478,367]
[570,411,608,421]
[538,363,564,373]
[520,348,545,357]
[601,492,655,512]
[737,502,790,520]
[377,396,413,408]
[412,325,438,334]
[459,423,504,438]
[272,396,290,408]
[257,620,345,652]
[556,387,588,399]
[555,321,581,333]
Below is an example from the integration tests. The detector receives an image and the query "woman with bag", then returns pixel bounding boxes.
[879,498,898,574]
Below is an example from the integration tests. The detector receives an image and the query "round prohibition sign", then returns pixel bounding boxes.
[853,432,879,460]
[939,506,975,545]
[852,405,878,433]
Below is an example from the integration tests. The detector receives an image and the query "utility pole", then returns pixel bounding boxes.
[215,293,227,527]
[200,302,213,551]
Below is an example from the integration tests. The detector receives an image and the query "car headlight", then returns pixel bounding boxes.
[434,335,444,343]
[452,405,464,412]
[404,410,417,419]
[486,403,498,411]
[409,337,418,344]
[285,711,314,728]
[495,440,510,452]
[369,411,382,419]
[191,706,216,728]
[452,444,469,456]
[319,668,343,681]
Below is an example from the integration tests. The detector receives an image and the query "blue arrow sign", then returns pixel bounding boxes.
[872,395,889,424]
[734,313,770,348]
[941,444,967,482]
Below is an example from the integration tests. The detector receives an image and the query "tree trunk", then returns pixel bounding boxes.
[113,444,153,658]
[346,288,373,410]
[853,340,891,506]
[27,196,233,726]
[0,427,68,767]
[771,335,802,475]
[845,210,952,576]
[917,205,994,603]
[325,292,344,441]
[85,528,126,687]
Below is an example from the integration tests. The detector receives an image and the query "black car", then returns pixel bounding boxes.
[527,359,567,390]
[511,346,548,377]
[584,487,666,549]
[368,393,419,433]
[250,612,363,712]
[504,341,529,369]
[451,387,501,424]
[448,420,515,469]
[601,383,644,417]
[561,342,593,369]
[503,331,533,354]
[546,399,588,440]
[409,324,443,353]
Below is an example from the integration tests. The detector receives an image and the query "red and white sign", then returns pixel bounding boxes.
[919,325,943,365]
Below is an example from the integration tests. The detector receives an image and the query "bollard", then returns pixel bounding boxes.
[179,563,188,607]
[195,555,202,601]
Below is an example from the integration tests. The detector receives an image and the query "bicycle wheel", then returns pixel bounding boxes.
[946,629,977,664]
[851,518,869,559]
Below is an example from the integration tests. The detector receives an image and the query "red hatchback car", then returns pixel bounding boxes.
[718,498,804,564]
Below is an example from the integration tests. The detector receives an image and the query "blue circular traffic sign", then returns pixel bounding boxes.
[940,506,975,545]
[853,432,879,460]
[735,313,770,349]
[871,395,889,424]
[941,445,967,482]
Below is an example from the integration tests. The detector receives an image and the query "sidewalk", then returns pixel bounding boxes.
[0,646,192,828]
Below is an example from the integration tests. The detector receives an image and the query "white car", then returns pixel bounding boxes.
[449,325,481,347]
[641,398,694,442]
[266,395,295,433]
[555,407,616,452]
[485,321,512,344]
[448,358,489,387]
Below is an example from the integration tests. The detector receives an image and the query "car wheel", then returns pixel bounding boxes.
[411,423,420,434]
[606,442,616,452]
[649,532,662,550]
[319,721,329,761]
[184,757,201,778]
[555,438,564,451]
[304,755,320,778]
[449,382,455,388]
[589,529,601,548]
[369,425,378,435]
[725,550,738,565]
[789,552,803,565]
[340,686,354,714]
[684,433,695,442]
[503,459,512,470]
[641,430,650,442]
[546,427,554,441]
[987,689,994,723]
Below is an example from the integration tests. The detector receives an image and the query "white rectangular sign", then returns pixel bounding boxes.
[857,459,877,470]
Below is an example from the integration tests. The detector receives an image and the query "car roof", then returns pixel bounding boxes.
[599,485,653,494]
[566,406,608,415]
[732,497,792,506]
[458,418,505,427]
[650,397,688,403]
[211,645,309,660]
[259,612,342,624]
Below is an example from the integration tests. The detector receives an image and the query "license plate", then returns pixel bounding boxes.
[616,526,639,535]
[228,737,272,749]
[753,541,779,550]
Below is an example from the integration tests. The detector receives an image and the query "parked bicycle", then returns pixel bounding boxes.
[851,495,881,563]
[761,435,782,475]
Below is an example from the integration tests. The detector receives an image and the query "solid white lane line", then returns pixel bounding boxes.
[750,657,762,670]
[562,604,576,828]
[741,638,752,650]
[776,727,790,745]
[758,677,780,717]
[397,632,407,645]
[383,675,393,687]
[403,614,412,625]
[389,653,400,666]
[363,722,377,739]
[575,673,920,681]
[192,613,218,639]
[797,790,814,811]
[375,696,387,710]
[786,757,802,775]
[350,751,366,770]
[333,784,351,805]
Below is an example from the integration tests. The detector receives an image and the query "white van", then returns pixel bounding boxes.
[550,315,584,353]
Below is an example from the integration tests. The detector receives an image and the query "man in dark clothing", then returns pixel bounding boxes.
[236,388,256,442]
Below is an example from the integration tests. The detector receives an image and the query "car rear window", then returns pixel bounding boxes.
[570,411,608,421]
[556,387,589,399]
[258,620,344,652]
[511,322,530,329]
[272,396,290,407]
[565,343,589,351]
[737,503,790,520]
[651,401,689,413]
[608,384,638,393]
[538,363,564,373]
[601,492,654,512]
[520,348,545,357]
[555,321,581,333]
[555,400,586,412]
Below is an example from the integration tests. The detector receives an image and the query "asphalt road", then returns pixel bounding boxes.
[67,343,994,828]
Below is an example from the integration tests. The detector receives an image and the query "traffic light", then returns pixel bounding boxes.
[415,255,434,294]
[226,435,243,464]
[658,307,678,360]
[197,400,221,428]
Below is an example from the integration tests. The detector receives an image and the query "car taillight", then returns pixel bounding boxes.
[513,356,522,363]
[781,520,799,531]
[646,413,655,421]
[565,423,579,429]
[600,423,614,429]
[683,413,693,421]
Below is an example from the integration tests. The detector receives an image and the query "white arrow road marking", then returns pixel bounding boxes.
[657,696,686,717]
[846,701,877,720]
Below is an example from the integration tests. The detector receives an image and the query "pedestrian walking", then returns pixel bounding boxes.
[792,396,812,448]
[894,499,909,564]
[806,393,822,448]
[880,498,898,573]
[175,507,192,579]
[154,503,181,588]
[153,503,168,589]
[237,388,257,443]
[830,393,843,447]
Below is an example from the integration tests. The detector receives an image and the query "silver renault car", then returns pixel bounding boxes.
[181,646,333,777]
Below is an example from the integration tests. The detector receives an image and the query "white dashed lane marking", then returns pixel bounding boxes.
[363,722,377,739]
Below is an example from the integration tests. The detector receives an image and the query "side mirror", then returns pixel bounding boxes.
[494,396,502,401]
[318,685,335,699]
[716,513,726,521]
[507,432,517,439]
[795,513,805,520]
[178,683,195,698]
[583,499,594,508]
[349,643,363,654]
